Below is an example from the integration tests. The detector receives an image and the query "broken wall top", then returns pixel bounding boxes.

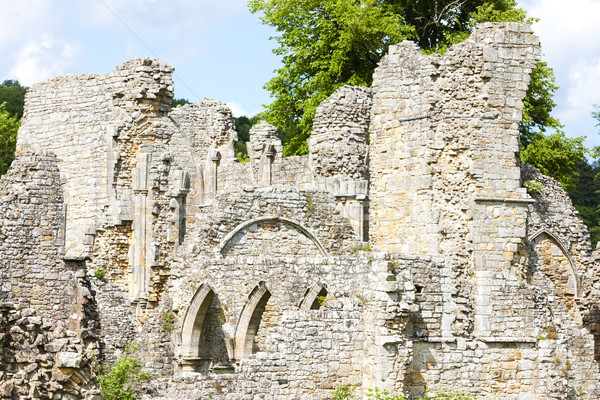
[369,22,541,254]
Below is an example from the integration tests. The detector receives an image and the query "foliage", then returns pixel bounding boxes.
[523,180,544,194]
[0,80,27,120]
[333,385,356,400]
[365,387,405,400]
[94,266,106,280]
[162,311,175,332]
[249,0,548,156]
[519,62,563,148]
[0,103,20,176]
[567,160,600,247]
[520,132,587,191]
[249,0,415,155]
[97,343,151,400]
[234,115,261,162]
[171,98,190,107]
[332,386,476,400]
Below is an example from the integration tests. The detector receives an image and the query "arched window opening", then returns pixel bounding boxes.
[198,296,230,368]
[234,283,272,360]
[299,282,328,311]
[181,285,232,372]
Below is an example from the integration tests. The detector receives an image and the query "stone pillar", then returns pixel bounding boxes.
[130,148,152,305]
[248,122,282,187]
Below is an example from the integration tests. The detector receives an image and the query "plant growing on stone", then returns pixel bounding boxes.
[97,343,151,400]
[94,266,106,280]
[317,295,336,307]
[545,325,558,340]
[523,179,544,194]
[365,387,405,400]
[162,311,175,332]
[333,385,357,400]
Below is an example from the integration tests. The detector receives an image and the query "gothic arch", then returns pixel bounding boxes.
[180,284,215,359]
[234,282,272,360]
[529,229,582,298]
[218,216,329,257]
[299,282,328,311]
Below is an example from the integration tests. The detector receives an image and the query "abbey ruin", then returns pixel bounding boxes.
[2,22,600,399]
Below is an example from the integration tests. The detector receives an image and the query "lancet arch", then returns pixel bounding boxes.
[529,229,582,298]
[234,282,272,360]
[180,284,230,371]
[299,282,328,311]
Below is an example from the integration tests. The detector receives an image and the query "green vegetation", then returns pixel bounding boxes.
[521,132,587,191]
[0,80,27,120]
[0,102,20,176]
[162,311,175,332]
[0,80,26,176]
[523,180,544,195]
[94,266,106,280]
[332,386,476,400]
[234,115,261,162]
[96,343,151,400]
[171,97,190,108]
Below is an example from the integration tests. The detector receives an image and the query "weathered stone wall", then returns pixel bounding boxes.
[16,58,175,258]
[0,153,99,399]
[2,22,600,400]
[309,85,372,186]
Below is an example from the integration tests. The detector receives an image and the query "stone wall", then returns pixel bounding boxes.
[2,22,600,400]
[0,153,99,399]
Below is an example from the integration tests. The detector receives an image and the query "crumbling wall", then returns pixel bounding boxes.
[3,22,600,400]
[0,153,99,399]
[16,58,174,258]
[309,85,372,186]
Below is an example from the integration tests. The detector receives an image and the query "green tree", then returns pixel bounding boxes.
[520,132,587,191]
[519,62,563,148]
[568,160,600,247]
[0,103,20,176]
[249,0,538,155]
[97,343,151,400]
[249,0,415,155]
[0,80,27,120]
[171,98,190,107]
[233,115,262,161]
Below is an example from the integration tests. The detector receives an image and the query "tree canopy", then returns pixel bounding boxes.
[0,80,27,120]
[0,102,20,176]
[249,0,538,155]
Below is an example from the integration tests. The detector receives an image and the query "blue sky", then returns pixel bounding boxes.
[1,0,599,147]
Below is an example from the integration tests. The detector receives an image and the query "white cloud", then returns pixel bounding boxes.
[524,0,600,66]
[226,101,261,118]
[9,35,80,86]
[520,0,600,136]
[561,57,600,123]
[0,0,55,53]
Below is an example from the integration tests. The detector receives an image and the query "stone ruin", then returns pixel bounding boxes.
[1,23,600,399]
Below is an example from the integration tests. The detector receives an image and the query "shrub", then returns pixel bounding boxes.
[333,385,356,400]
[97,343,151,400]
[332,387,476,400]
[523,180,544,194]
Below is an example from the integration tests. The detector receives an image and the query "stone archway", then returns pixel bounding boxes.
[234,282,272,360]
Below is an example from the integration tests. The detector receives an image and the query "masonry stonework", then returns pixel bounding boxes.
[1,23,600,400]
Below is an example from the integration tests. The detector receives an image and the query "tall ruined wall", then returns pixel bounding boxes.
[16,58,175,258]
[369,22,538,255]
[368,22,541,340]
[0,153,98,399]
